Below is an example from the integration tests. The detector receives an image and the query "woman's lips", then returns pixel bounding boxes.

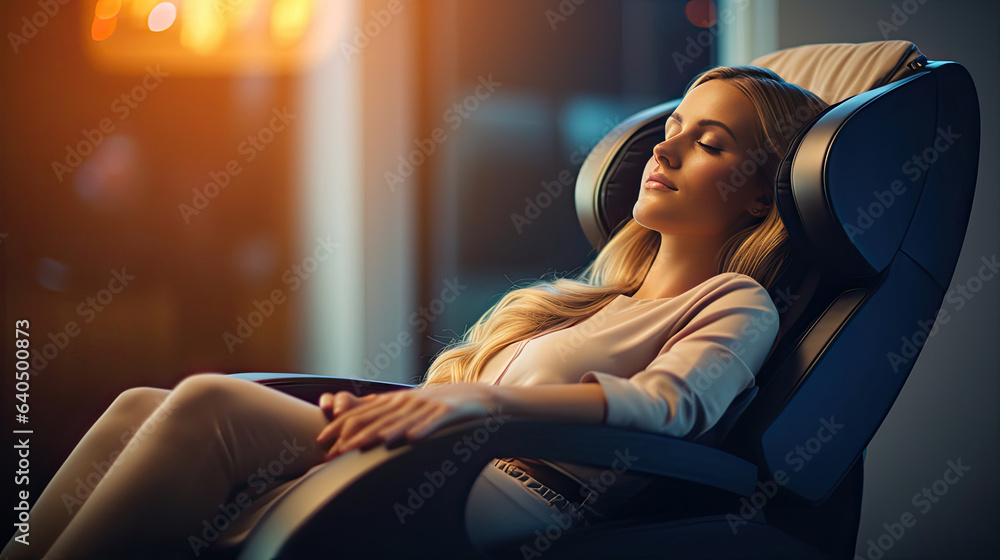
[644,172,678,191]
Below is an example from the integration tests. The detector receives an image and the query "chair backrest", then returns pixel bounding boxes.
[574,41,981,504]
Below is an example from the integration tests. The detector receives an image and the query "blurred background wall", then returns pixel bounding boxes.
[1,0,995,557]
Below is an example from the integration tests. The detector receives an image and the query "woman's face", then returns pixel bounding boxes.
[634,79,769,238]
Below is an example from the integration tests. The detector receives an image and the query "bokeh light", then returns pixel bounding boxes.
[685,0,717,28]
[148,2,178,32]
[271,0,313,46]
[91,13,118,41]
[86,0,345,73]
[73,135,142,212]
[95,0,123,20]
[36,258,71,293]
[180,0,225,54]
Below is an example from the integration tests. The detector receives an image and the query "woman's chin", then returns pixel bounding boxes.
[632,207,675,232]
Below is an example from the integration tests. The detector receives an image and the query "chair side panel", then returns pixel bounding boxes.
[760,252,943,502]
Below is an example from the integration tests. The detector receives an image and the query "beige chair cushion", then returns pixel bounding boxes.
[750,40,925,104]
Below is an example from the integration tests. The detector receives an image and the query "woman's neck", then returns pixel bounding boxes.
[630,232,729,300]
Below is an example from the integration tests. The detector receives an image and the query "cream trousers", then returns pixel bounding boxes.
[0,374,576,559]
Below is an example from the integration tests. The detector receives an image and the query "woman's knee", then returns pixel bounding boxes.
[164,373,253,418]
[107,387,170,420]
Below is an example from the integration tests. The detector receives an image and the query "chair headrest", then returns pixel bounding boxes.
[751,40,925,104]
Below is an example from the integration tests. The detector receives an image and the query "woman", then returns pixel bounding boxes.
[2,66,827,559]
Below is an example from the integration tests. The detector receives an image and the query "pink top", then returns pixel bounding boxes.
[480,272,780,440]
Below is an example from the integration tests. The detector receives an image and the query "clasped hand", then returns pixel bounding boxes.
[315,383,500,460]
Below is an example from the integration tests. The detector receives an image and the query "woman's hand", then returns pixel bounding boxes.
[315,383,501,460]
[318,391,377,420]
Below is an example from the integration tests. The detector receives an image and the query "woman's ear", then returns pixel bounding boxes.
[747,181,774,217]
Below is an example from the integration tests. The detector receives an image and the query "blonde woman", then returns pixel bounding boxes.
[2,66,828,559]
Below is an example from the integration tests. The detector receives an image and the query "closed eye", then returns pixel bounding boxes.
[698,141,722,153]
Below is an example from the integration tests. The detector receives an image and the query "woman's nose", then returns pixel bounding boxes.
[653,140,678,169]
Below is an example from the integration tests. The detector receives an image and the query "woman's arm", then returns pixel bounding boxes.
[318,275,777,458]
[580,274,779,439]
[494,383,606,424]
[316,383,607,460]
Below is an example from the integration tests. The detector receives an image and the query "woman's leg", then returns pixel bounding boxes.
[1,387,171,560]
[40,373,329,560]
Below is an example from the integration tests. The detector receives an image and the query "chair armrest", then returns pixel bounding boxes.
[238,416,758,559]
[227,372,415,404]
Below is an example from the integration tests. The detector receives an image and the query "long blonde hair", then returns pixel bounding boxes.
[419,66,828,387]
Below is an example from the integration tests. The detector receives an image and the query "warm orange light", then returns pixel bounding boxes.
[91,14,117,41]
[148,2,177,32]
[271,0,312,46]
[95,0,122,20]
[180,0,225,54]
[219,0,262,29]
[129,0,160,22]
[86,0,345,74]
